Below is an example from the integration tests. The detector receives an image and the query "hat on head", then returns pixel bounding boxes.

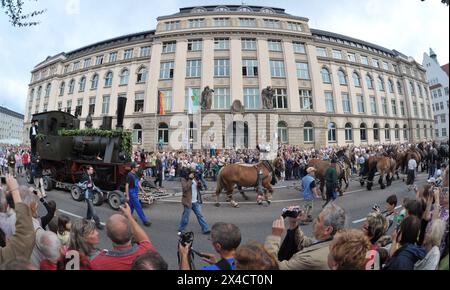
[306,167,317,174]
[131,162,139,169]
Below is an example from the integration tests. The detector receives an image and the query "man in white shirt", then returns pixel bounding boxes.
[406,157,417,189]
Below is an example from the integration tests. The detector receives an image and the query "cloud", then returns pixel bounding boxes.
[0,78,28,113]
[65,0,80,15]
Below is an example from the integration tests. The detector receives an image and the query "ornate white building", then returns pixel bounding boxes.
[1,106,24,145]
[24,5,434,150]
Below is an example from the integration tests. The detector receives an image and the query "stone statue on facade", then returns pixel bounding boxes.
[261,86,274,110]
[230,100,245,114]
[85,113,93,129]
[201,86,214,111]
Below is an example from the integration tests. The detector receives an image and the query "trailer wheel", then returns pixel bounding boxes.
[108,191,124,211]
[43,176,53,192]
[71,186,84,202]
[26,170,34,184]
[93,191,104,206]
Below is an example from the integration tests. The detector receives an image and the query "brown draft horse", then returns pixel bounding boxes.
[364,156,396,191]
[215,157,284,208]
[308,159,351,199]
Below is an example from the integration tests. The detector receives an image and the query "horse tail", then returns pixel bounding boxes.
[215,167,225,196]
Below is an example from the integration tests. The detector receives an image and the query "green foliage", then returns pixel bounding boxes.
[58,129,133,158]
[1,0,46,27]
[35,133,46,141]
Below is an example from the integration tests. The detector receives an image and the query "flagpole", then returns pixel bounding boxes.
[154,90,158,153]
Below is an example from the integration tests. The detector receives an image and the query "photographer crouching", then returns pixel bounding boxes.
[265,204,346,270]
[178,222,241,270]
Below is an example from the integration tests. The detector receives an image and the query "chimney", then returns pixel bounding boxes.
[116,96,127,131]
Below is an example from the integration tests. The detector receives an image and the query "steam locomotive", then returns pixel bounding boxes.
[26,97,152,210]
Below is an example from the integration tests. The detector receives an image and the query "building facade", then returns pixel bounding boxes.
[422,49,449,141]
[1,106,24,144]
[25,5,434,150]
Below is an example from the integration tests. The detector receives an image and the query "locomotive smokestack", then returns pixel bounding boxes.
[116,96,127,131]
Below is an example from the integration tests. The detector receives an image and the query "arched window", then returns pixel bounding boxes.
[321,67,331,83]
[91,74,99,90]
[238,6,253,12]
[214,6,229,12]
[37,86,42,99]
[304,122,314,143]
[403,125,408,140]
[353,72,361,87]
[378,76,385,91]
[105,72,113,87]
[45,83,52,97]
[59,82,65,96]
[384,124,391,140]
[388,79,394,93]
[260,7,275,14]
[338,70,347,85]
[133,124,143,145]
[79,76,86,92]
[366,74,374,90]
[119,69,129,85]
[328,122,337,142]
[158,123,169,144]
[397,81,403,95]
[373,123,380,141]
[360,123,367,141]
[192,7,207,13]
[137,67,148,83]
[395,124,400,140]
[68,79,75,94]
[345,123,353,141]
[278,122,288,144]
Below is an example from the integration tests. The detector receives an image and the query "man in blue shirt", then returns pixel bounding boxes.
[301,167,320,224]
[125,162,151,227]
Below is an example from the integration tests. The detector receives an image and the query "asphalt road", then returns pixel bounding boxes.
[20,172,428,270]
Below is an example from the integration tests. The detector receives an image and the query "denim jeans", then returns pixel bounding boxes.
[178,203,209,233]
[86,198,101,225]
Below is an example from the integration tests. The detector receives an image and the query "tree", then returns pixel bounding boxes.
[421,0,449,6]
[1,0,46,27]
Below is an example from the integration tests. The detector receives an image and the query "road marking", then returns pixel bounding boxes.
[352,205,403,224]
[57,209,106,226]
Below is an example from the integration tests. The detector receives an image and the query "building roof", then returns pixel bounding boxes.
[441,63,449,77]
[0,106,24,119]
[177,5,289,15]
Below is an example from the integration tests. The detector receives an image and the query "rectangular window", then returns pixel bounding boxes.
[332,50,342,59]
[420,104,426,118]
[140,46,151,57]
[242,59,258,77]
[66,100,72,114]
[160,62,175,79]
[296,62,310,80]
[361,55,369,65]
[102,96,110,115]
[186,59,202,78]
[440,102,444,110]
[381,97,388,115]
[244,88,260,110]
[84,58,91,69]
[325,92,334,113]
[124,49,134,60]
[391,100,397,116]
[73,62,80,71]
[413,102,418,117]
[357,95,365,113]
[75,99,83,117]
[293,42,306,54]
[273,88,288,109]
[162,41,176,53]
[214,38,230,50]
[160,90,172,112]
[214,18,230,27]
[370,96,377,115]
[239,18,256,27]
[383,62,389,70]
[64,65,70,74]
[89,97,96,115]
[187,39,203,51]
[134,92,144,113]
[342,93,351,113]
[299,90,313,111]
[95,55,104,65]
[268,40,282,52]
[165,21,180,31]
[316,47,327,57]
[400,101,406,116]
[287,22,303,31]
[441,114,446,123]
[58,102,62,111]
[213,88,231,110]
[214,59,230,77]
[372,59,380,68]
[241,38,257,50]
[109,52,118,63]
[264,19,281,29]
[270,60,285,77]
[188,19,205,28]
[347,53,356,62]
[442,128,448,137]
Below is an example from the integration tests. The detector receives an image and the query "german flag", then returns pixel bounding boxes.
[158,91,165,115]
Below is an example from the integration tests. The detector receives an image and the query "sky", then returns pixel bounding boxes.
[0,0,448,115]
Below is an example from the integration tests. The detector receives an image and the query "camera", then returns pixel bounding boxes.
[282,207,302,219]
[179,231,194,247]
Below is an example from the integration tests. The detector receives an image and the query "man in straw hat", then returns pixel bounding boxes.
[301,167,321,224]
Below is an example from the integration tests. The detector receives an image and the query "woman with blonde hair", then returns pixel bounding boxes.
[235,241,279,270]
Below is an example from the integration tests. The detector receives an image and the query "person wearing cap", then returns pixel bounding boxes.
[29,120,39,157]
[301,167,321,224]
[125,162,151,227]
[323,158,338,208]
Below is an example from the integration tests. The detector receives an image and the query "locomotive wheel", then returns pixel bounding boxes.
[93,191,104,206]
[26,170,34,184]
[108,191,124,211]
[43,177,53,192]
[71,186,84,202]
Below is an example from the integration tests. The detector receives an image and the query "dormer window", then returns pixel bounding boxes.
[192,7,207,13]
[214,6,229,12]
[260,8,275,14]
[238,6,253,12]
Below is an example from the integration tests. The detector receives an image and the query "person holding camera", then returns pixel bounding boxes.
[177,167,210,236]
[125,162,151,227]
[80,166,104,230]
[265,203,346,270]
